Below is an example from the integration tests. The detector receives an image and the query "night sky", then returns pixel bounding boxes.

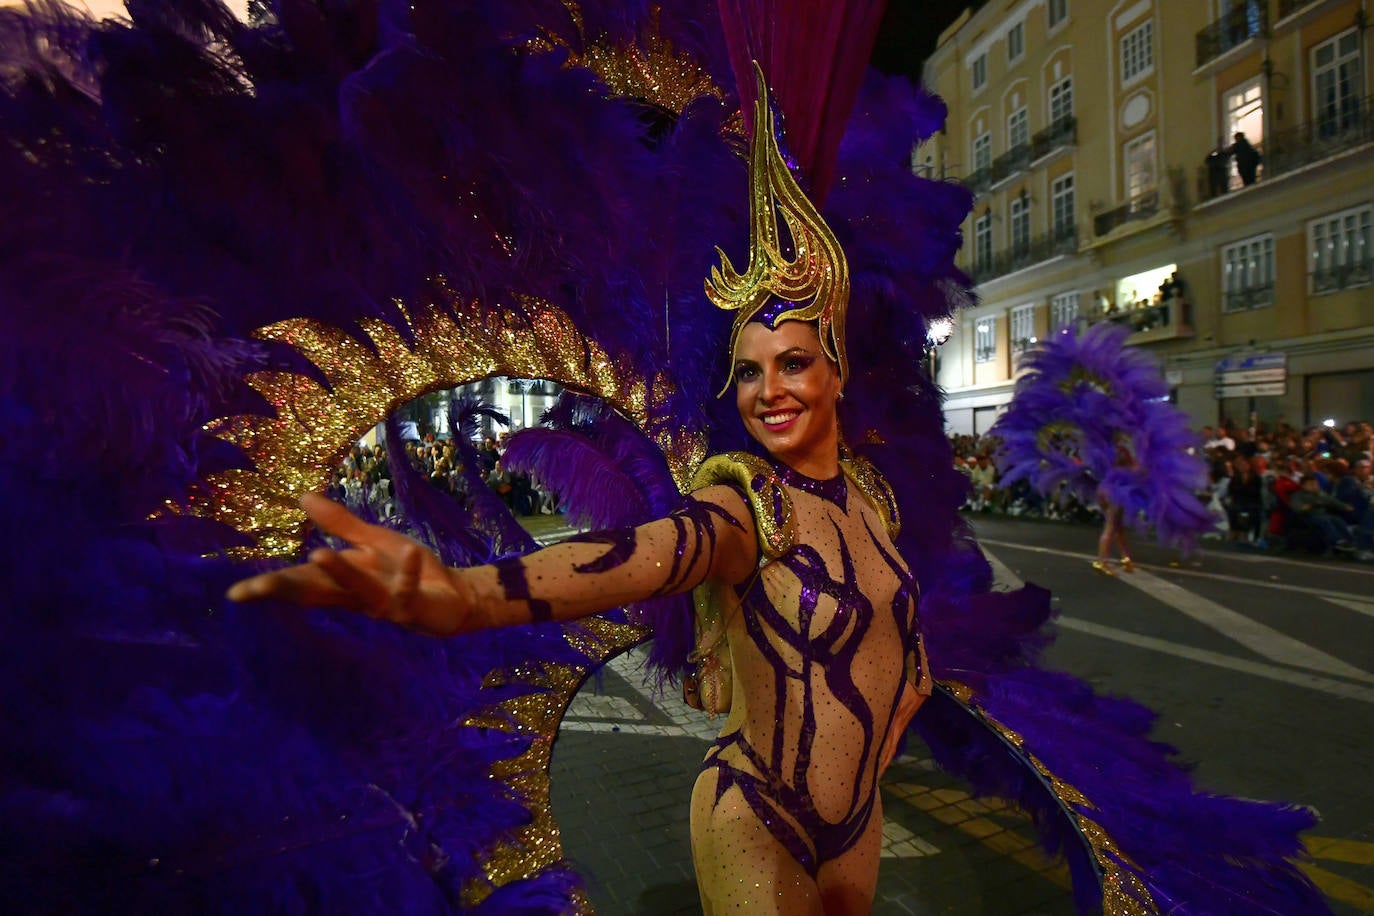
[872,0,985,81]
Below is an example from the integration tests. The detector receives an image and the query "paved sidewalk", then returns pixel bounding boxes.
[549,648,1076,915]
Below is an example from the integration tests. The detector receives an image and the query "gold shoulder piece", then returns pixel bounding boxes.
[842,454,901,540]
[689,452,794,560]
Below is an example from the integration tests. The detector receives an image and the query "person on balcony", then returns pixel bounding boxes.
[1206,139,1232,197]
[1229,132,1262,186]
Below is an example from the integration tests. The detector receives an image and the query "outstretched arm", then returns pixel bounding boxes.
[227,486,758,637]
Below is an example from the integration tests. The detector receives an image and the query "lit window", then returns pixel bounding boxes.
[1051,292,1080,331]
[1308,204,1373,294]
[974,320,997,363]
[1010,304,1035,353]
[1123,132,1156,204]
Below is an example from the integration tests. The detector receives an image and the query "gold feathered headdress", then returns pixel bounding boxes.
[706,62,850,395]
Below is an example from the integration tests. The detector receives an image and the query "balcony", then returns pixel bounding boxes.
[1092,190,1159,237]
[1222,283,1275,313]
[1196,1,1268,71]
[1312,257,1373,295]
[989,143,1033,188]
[1030,117,1077,163]
[1276,0,1335,22]
[1090,297,1193,343]
[962,166,993,196]
[1195,95,1374,204]
[970,226,1079,284]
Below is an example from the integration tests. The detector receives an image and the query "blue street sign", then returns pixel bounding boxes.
[1214,352,1286,374]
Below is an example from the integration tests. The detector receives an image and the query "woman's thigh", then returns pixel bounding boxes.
[690,768,822,916]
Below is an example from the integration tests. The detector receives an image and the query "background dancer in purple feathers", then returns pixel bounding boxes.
[0,0,1332,913]
[991,322,1218,565]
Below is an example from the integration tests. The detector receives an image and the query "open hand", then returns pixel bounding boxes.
[225,493,474,636]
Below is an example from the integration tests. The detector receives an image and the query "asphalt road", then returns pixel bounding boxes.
[969,513,1374,914]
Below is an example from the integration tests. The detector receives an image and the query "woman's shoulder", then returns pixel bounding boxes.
[690,452,794,560]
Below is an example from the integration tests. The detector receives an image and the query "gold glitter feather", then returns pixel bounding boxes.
[180,293,702,558]
[941,680,1160,915]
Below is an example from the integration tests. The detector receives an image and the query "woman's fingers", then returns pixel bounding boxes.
[226,563,353,606]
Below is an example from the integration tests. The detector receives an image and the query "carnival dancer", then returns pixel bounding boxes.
[992,323,1215,564]
[231,71,929,914]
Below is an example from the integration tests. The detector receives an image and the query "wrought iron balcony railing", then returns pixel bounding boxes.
[1195,95,1374,203]
[1312,257,1374,294]
[1031,117,1077,161]
[1196,1,1268,69]
[970,226,1079,284]
[1092,191,1159,237]
[1222,283,1275,313]
[962,165,993,195]
[990,143,1033,186]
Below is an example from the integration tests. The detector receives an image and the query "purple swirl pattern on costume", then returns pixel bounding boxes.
[703,474,918,875]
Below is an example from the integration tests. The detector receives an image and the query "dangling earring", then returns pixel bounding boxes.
[837,391,845,401]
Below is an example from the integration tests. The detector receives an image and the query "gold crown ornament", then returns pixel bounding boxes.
[706,61,851,395]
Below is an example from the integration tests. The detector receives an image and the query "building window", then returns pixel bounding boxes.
[974,320,997,363]
[1051,173,1075,238]
[1123,132,1156,204]
[1120,20,1154,85]
[1007,22,1025,63]
[1048,0,1068,29]
[1010,194,1031,255]
[1008,107,1029,151]
[974,211,993,273]
[973,131,992,172]
[972,53,988,91]
[1223,78,1265,189]
[1221,234,1275,312]
[1051,291,1080,331]
[1049,77,1073,127]
[1010,304,1035,353]
[1309,203,1373,294]
[1312,28,1362,138]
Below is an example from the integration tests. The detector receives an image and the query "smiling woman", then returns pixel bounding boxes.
[733,321,844,479]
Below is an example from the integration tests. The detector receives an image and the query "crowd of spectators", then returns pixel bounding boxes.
[328,428,562,521]
[950,417,1374,561]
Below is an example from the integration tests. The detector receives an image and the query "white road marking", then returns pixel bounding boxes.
[1057,616,1374,704]
[982,544,1374,695]
[978,537,1374,605]
[1323,597,1374,621]
[1116,568,1374,683]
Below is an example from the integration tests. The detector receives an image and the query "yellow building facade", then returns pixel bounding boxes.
[923,0,1374,435]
